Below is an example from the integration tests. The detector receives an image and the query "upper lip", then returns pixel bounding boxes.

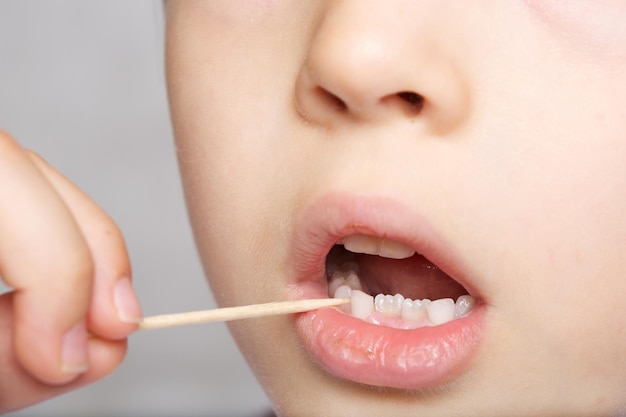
[286,191,481,300]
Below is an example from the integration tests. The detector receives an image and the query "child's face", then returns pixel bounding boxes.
[165,1,626,415]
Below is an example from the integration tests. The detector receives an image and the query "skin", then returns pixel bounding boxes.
[4,0,626,415]
[0,132,142,412]
[165,1,626,416]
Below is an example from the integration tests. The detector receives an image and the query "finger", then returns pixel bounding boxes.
[0,292,127,413]
[0,131,92,384]
[27,151,142,340]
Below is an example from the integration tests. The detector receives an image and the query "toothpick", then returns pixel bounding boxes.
[138,298,349,330]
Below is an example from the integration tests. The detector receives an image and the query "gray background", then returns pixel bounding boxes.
[0,1,270,416]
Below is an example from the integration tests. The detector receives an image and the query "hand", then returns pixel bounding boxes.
[0,131,142,412]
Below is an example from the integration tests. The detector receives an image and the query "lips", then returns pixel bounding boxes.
[286,192,485,390]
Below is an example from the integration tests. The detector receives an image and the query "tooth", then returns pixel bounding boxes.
[378,239,416,259]
[333,284,352,300]
[426,298,455,325]
[455,295,475,318]
[342,234,416,259]
[392,294,405,315]
[345,272,362,291]
[343,234,379,256]
[373,294,404,316]
[340,261,360,274]
[401,298,427,321]
[374,294,391,315]
[328,277,346,296]
[350,290,374,319]
[331,266,352,279]
[374,294,385,314]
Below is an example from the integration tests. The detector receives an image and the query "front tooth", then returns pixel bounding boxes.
[426,298,455,325]
[379,239,416,259]
[343,234,379,256]
[455,295,475,317]
[342,234,415,259]
[350,290,374,319]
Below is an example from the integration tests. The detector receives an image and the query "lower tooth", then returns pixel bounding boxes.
[328,277,346,296]
[374,294,403,316]
[426,298,455,325]
[334,284,353,300]
[328,263,475,326]
[345,272,362,291]
[335,291,474,327]
[374,294,390,315]
[401,298,427,321]
[455,294,475,317]
[341,261,360,274]
[392,294,404,315]
[350,290,374,319]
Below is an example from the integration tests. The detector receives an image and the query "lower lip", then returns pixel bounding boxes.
[292,284,485,390]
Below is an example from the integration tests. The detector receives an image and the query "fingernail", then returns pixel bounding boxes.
[113,277,143,323]
[62,321,89,374]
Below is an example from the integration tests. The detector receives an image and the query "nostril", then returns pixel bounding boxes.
[314,88,424,116]
[315,86,347,112]
[398,91,423,106]
[397,91,425,115]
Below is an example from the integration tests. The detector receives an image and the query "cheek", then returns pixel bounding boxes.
[458,14,626,389]
[522,0,626,62]
[166,1,310,305]
[508,118,626,396]
[167,1,345,310]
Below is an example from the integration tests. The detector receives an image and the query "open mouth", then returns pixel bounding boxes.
[326,235,476,329]
[289,193,485,390]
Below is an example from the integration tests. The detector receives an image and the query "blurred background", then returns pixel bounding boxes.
[0,1,270,416]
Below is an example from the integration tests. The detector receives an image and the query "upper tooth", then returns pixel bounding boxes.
[342,234,415,259]
[379,239,416,259]
[342,234,379,255]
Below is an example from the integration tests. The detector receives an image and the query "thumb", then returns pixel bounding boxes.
[0,291,127,413]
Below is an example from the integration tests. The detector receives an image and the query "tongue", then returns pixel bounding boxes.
[357,254,468,300]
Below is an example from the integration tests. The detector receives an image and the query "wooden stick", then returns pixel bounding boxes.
[138,298,349,330]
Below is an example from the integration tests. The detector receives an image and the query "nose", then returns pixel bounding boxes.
[295,1,471,131]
